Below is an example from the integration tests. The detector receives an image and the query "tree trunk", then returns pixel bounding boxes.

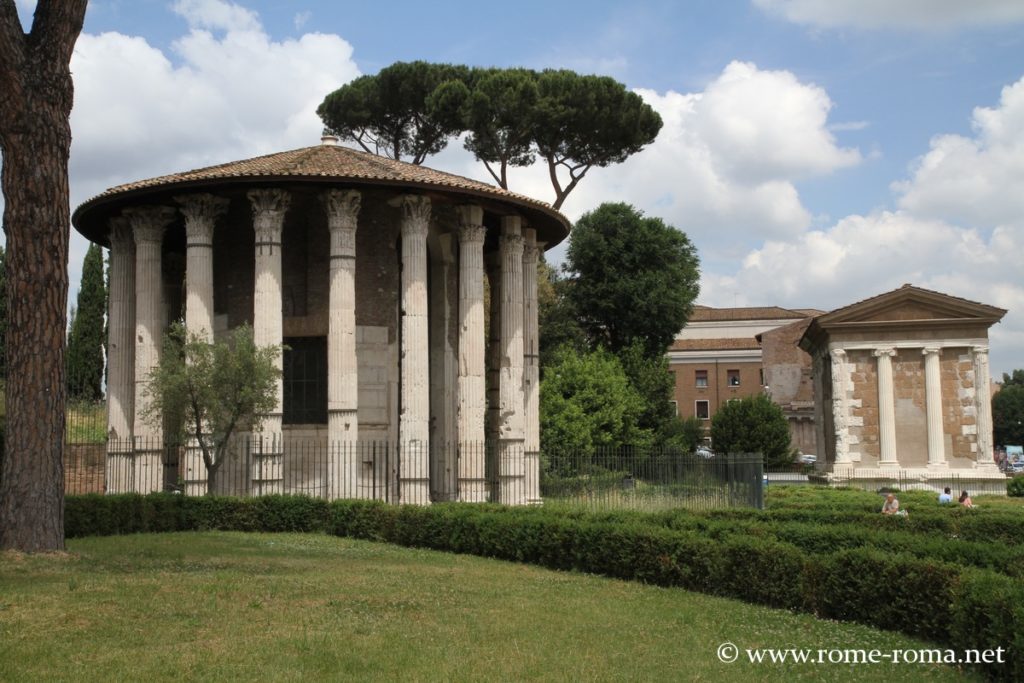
[0,0,89,552]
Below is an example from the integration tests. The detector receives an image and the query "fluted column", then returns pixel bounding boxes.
[455,205,487,502]
[830,349,852,465]
[323,189,362,499]
[399,195,431,504]
[973,346,996,466]
[248,188,290,495]
[922,347,947,469]
[105,218,135,493]
[126,205,176,493]
[176,193,229,495]
[178,194,228,342]
[874,347,898,467]
[522,227,543,503]
[498,216,525,504]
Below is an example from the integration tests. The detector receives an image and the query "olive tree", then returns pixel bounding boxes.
[144,324,281,494]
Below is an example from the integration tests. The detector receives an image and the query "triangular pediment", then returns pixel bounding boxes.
[817,285,1005,327]
[799,285,1006,352]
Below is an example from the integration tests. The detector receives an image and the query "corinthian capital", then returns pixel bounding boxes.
[108,216,133,252]
[322,189,361,229]
[123,206,176,245]
[248,189,290,244]
[398,195,431,238]
[176,193,229,244]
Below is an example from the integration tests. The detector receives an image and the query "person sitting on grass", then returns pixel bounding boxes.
[959,490,974,508]
[881,493,900,515]
[938,487,953,504]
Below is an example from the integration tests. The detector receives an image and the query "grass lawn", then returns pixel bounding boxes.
[0,531,982,682]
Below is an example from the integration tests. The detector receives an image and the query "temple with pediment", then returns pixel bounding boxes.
[799,284,1007,489]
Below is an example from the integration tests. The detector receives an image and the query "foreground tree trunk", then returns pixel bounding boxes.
[0,0,89,552]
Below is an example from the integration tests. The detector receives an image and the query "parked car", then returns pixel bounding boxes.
[797,453,817,465]
[695,446,715,459]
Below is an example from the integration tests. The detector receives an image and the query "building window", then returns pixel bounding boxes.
[283,336,327,425]
[759,368,765,387]
[695,400,710,420]
[695,369,708,388]
[669,400,678,416]
[727,369,740,386]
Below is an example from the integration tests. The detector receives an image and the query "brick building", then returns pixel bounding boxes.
[799,285,1006,490]
[669,306,814,439]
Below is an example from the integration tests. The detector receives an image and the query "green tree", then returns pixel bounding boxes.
[565,202,700,358]
[462,67,538,189]
[531,70,662,209]
[0,0,89,552]
[144,324,281,494]
[993,382,1024,447]
[618,340,677,439]
[1002,370,1024,387]
[66,244,106,401]
[537,259,585,372]
[710,394,793,468]
[317,61,469,165]
[318,64,662,209]
[540,347,651,467]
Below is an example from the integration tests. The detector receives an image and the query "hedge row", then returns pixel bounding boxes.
[644,515,1024,579]
[65,494,1023,680]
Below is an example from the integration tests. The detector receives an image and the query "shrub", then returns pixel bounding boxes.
[1008,475,1024,498]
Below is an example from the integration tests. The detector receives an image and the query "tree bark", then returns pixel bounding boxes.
[0,0,88,552]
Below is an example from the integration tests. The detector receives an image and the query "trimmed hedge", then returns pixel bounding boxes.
[65,494,1022,680]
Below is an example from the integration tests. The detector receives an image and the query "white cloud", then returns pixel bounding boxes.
[294,11,312,31]
[711,75,1024,375]
[433,61,860,261]
[753,0,1024,30]
[895,76,1024,228]
[69,1,359,203]
[58,0,358,316]
[171,0,261,33]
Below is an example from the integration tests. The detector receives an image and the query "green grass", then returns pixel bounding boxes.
[0,531,982,682]
[66,400,106,444]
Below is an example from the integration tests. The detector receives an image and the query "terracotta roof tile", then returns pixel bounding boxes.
[688,305,808,322]
[73,142,570,246]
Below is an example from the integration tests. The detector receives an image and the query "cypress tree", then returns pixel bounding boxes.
[66,244,107,401]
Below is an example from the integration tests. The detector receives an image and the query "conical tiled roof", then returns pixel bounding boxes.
[73,141,571,246]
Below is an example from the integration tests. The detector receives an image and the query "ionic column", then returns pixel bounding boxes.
[323,189,362,499]
[248,188,290,495]
[522,228,543,504]
[973,346,996,466]
[455,205,487,502]
[922,347,947,469]
[873,347,899,467]
[125,205,176,493]
[498,216,525,504]
[830,349,852,465]
[176,193,229,495]
[105,217,135,494]
[398,195,431,505]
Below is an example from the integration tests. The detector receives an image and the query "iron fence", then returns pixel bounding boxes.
[542,449,764,511]
[62,431,765,510]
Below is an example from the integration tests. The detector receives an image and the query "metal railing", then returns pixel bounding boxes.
[62,430,765,510]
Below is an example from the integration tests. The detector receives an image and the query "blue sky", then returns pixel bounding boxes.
[10,0,1024,376]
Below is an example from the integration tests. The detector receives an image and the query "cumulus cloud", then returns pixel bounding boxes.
[711,74,1024,374]
[895,76,1024,228]
[69,0,359,203]
[57,0,358,312]
[434,60,860,262]
[753,0,1024,30]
